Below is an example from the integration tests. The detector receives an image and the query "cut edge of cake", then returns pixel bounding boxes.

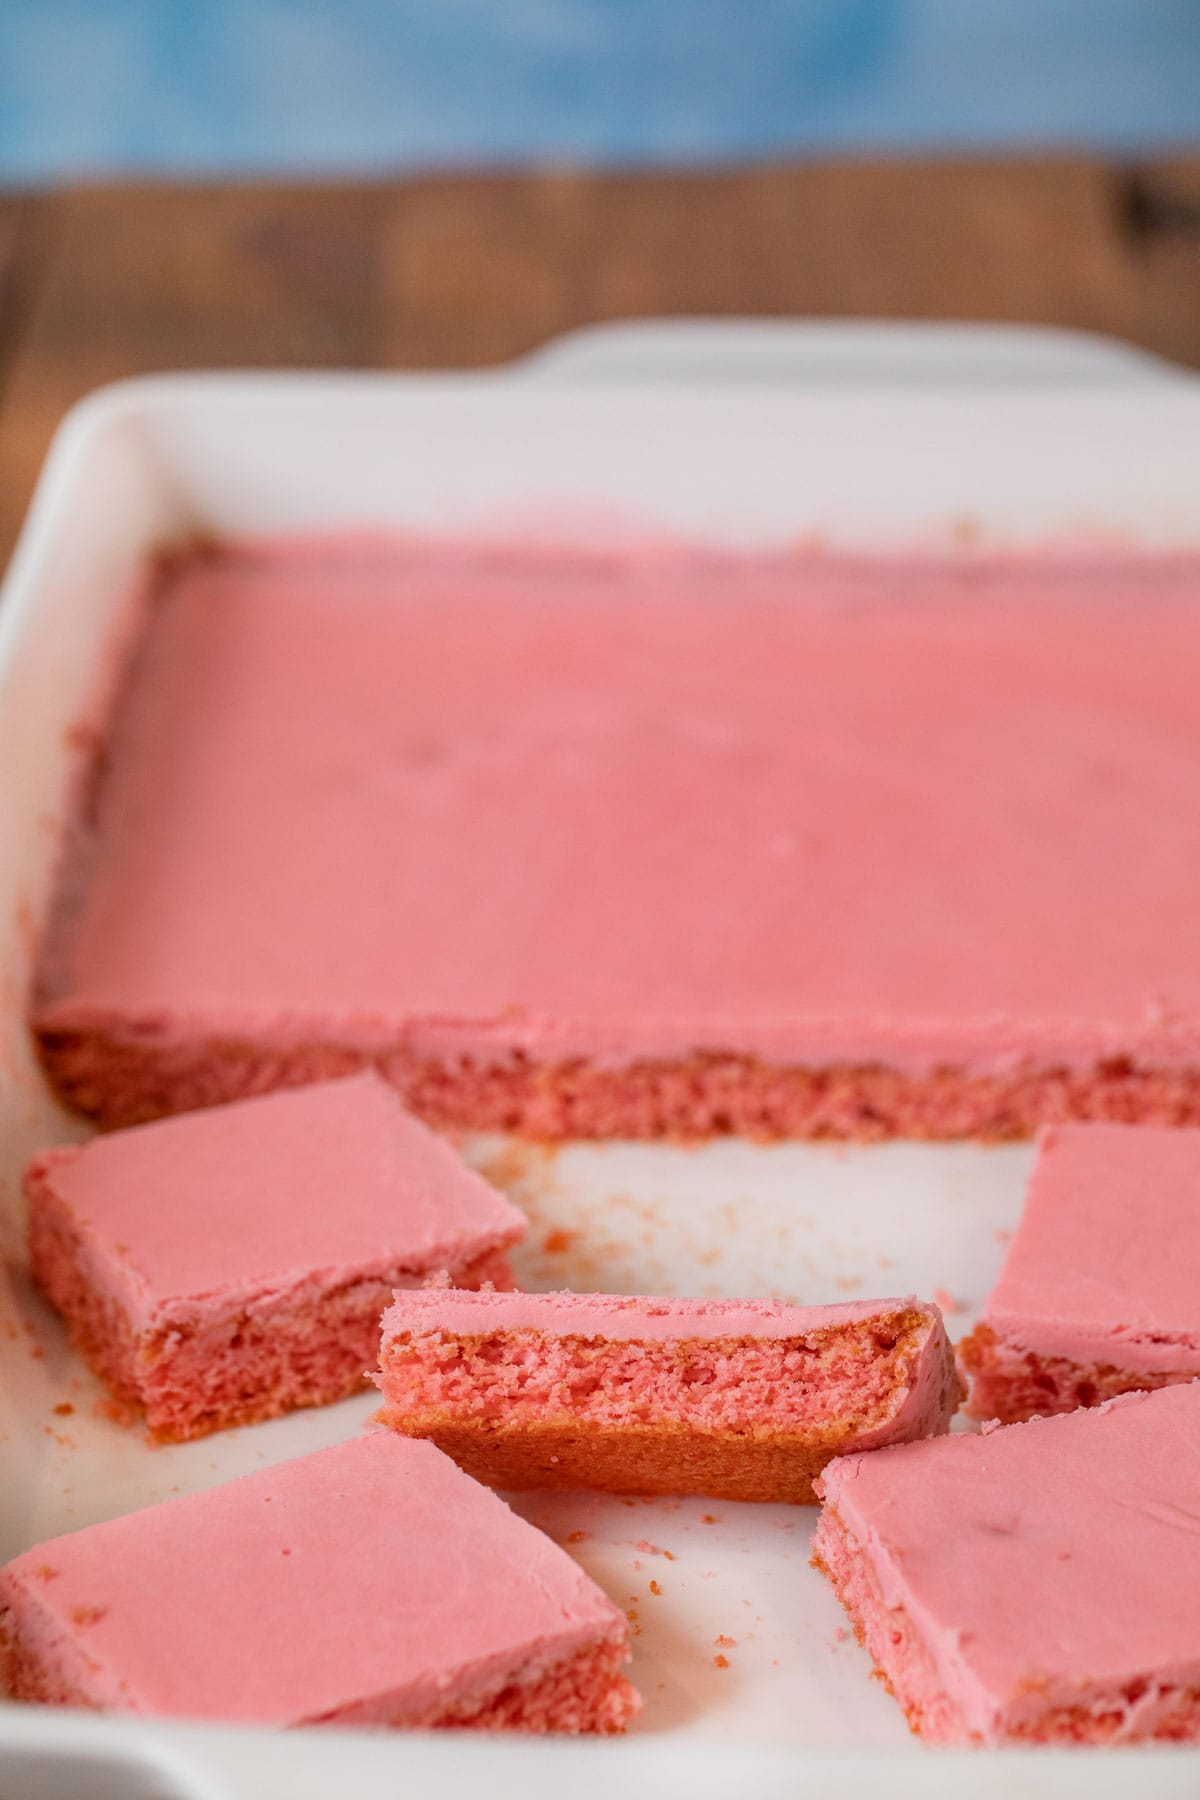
[956,1321,1196,1426]
[35,1030,1200,1141]
[373,1290,962,1503]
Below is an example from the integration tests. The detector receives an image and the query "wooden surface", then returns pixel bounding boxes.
[0,154,1198,562]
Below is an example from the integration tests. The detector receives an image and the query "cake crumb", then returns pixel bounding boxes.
[541,1228,576,1256]
[715,1635,737,1648]
[713,1654,730,1669]
[95,1395,137,1427]
[566,1529,589,1545]
[700,1513,720,1525]
[69,1604,107,1628]
[649,1579,662,1596]
[933,1288,964,1315]
[53,1402,74,1417]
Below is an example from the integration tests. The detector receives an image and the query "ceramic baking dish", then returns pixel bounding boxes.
[2,325,1200,1798]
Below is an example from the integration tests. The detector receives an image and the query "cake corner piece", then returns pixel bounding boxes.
[24,1072,526,1441]
[957,1120,1200,1424]
[0,1431,639,1732]
[812,1381,1200,1746]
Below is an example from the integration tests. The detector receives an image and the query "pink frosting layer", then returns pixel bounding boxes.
[380,1287,927,1343]
[984,1122,1200,1372]
[27,1073,524,1330]
[35,540,1200,1075]
[816,1383,1200,1740]
[0,1432,627,1724]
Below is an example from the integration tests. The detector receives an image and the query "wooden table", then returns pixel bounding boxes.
[0,154,1198,562]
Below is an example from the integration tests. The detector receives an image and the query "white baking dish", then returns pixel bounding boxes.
[3,327,1200,1798]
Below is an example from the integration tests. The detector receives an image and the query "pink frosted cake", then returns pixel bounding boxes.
[0,1431,638,1730]
[33,540,1200,1140]
[959,1122,1200,1423]
[26,1073,525,1440]
[812,1382,1200,1746]
[375,1289,961,1502]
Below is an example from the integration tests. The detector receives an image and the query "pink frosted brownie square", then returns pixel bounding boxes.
[375,1289,960,1502]
[0,1431,638,1730]
[958,1122,1200,1423]
[812,1383,1200,1746]
[26,1072,525,1439]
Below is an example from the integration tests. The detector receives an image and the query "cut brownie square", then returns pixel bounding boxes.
[958,1122,1200,1423]
[26,1072,525,1440]
[375,1289,960,1502]
[813,1383,1200,1745]
[0,1432,638,1730]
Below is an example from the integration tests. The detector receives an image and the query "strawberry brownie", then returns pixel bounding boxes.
[374,1290,960,1502]
[813,1382,1200,1745]
[0,1431,638,1730]
[33,540,1200,1140]
[959,1122,1200,1423]
[26,1073,525,1440]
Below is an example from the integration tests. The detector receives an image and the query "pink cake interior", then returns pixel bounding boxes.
[34,541,1200,1137]
[814,1383,1200,1745]
[958,1326,1193,1426]
[378,1291,958,1444]
[0,1432,638,1730]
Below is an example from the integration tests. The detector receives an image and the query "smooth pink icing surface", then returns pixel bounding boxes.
[984,1122,1200,1371]
[37,541,1200,1072]
[32,1073,524,1329]
[379,1287,928,1343]
[817,1383,1200,1736]
[0,1432,624,1723]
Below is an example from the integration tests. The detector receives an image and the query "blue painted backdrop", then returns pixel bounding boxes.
[0,0,1197,181]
